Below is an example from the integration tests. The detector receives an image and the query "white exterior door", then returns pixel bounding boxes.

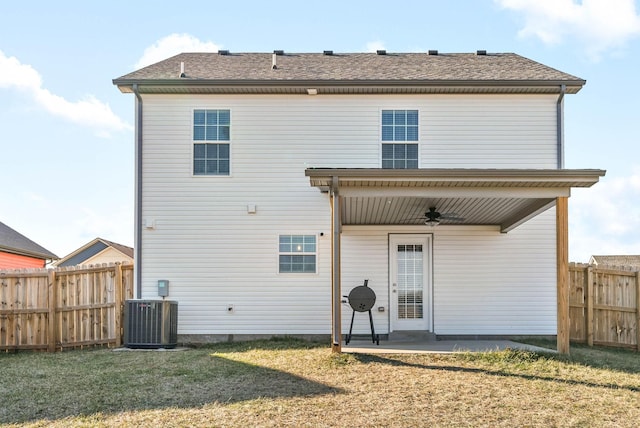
[389,234,432,331]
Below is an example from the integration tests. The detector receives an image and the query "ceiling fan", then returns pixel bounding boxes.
[415,207,464,227]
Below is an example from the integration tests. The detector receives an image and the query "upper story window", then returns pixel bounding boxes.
[382,110,418,141]
[194,109,230,141]
[193,109,230,176]
[381,110,419,169]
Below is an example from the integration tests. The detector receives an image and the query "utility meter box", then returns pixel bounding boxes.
[158,279,169,297]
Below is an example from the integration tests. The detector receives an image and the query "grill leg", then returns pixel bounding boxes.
[368,310,379,345]
[345,310,356,345]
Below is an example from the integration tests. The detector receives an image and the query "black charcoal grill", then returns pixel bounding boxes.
[344,279,380,345]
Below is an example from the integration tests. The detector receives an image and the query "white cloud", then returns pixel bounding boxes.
[74,205,133,251]
[34,90,129,135]
[135,33,222,69]
[2,191,133,258]
[365,40,386,52]
[496,0,640,59]
[0,50,132,136]
[569,168,640,261]
[0,52,42,89]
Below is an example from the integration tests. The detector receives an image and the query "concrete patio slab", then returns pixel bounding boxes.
[343,340,555,354]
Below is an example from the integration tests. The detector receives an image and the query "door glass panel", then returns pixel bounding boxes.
[397,244,423,319]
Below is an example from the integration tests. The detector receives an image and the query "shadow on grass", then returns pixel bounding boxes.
[194,336,330,353]
[0,339,341,425]
[194,353,342,402]
[350,351,640,393]
[515,338,640,375]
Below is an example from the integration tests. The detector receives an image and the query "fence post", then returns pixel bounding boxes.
[114,263,123,347]
[636,270,640,352]
[586,265,594,347]
[47,269,57,352]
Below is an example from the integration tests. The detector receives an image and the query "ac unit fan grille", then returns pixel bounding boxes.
[124,300,178,349]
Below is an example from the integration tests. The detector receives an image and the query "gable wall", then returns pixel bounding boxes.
[83,247,134,266]
[0,251,46,269]
[139,93,558,335]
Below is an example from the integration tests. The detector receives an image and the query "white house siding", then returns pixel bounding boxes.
[340,230,391,336]
[341,210,556,336]
[433,209,557,335]
[139,93,559,335]
[423,95,558,168]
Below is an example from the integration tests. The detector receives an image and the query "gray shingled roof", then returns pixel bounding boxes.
[55,237,133,267]
[113,52,585,94]
[99,238,134,259]
[0,221,58,260]
[590,255,640,268]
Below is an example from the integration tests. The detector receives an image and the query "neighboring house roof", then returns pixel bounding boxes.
[54,238,133,267]
[0,221,58,260]
[589,255,640,267]
[113,51,585,94]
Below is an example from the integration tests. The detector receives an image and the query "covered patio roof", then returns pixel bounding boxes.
[306,168,605,233]
[305,167,605,355]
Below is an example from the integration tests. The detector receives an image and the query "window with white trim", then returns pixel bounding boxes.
[279,235,317,273]
[381,109,419,169]
[193,109,230,175]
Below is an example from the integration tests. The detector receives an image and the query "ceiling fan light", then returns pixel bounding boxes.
[425,218,439,227]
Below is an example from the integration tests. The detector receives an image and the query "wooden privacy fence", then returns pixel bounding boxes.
[569,263,640,351]
[0,263,133,352]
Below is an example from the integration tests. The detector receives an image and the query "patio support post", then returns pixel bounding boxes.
[556,196,570,355]
[330,177,342,353]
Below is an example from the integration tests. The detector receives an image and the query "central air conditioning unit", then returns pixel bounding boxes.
[124,300,178,349]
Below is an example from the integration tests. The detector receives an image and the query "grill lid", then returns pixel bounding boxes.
[347,284,376,312]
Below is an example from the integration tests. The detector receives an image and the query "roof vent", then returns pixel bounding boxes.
[428,50,438,56]
[273,49,284,55]
[476,50,487,56]
[179,62,186,78]
[376,49,386,55]
[323,50,333,56]
[272,53,277,70]
[218,49,230,56]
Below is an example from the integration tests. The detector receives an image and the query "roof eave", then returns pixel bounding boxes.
[305,168,606,190]
[113,78,585,94]
[305,167,605,179]
[53,238,102,265]
[0,245,58,261]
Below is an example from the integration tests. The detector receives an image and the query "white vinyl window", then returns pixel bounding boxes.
[381,109,419,169]
[193,109,230,175]
[279,235,317,273]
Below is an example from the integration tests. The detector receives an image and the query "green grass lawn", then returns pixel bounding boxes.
[1,338,639,427]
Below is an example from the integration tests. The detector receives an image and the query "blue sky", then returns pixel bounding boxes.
[1,0,639,262]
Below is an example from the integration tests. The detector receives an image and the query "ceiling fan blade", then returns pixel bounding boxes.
[440,215,465,222]
[404,207,465,224]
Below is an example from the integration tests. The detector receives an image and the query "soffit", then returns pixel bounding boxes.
[306,168,605,232]
[119,83,580,95]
